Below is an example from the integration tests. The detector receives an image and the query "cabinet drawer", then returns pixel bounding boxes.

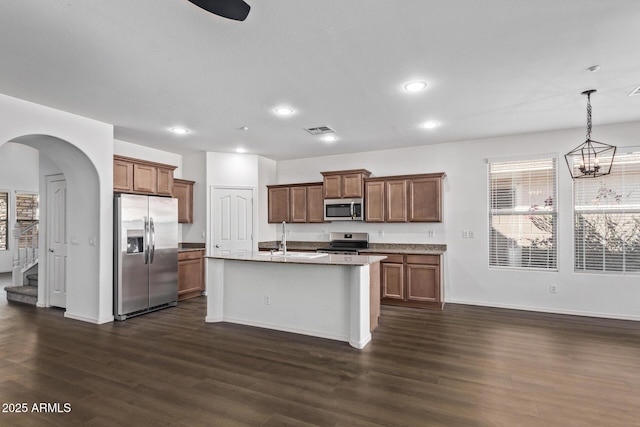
[406,254,440,265]
[380,254,404,264]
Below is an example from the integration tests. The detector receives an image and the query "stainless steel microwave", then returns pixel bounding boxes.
[324,198,364,221]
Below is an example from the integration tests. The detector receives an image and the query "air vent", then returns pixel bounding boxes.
[629,84,640,96]
[304,126,336,135]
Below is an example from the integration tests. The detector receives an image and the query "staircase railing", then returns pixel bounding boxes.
[12,221,39,286]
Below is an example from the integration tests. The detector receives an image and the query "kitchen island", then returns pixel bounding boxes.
[205,252,386,349]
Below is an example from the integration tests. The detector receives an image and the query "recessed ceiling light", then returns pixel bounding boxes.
[404,81,427,92]
[275,107,294,116]
[170,127,189,135]
[321,135,337,142]
[420,121,440,129]
[236,147,247,153]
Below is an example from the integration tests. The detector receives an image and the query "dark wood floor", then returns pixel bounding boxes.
[1,296,639,426]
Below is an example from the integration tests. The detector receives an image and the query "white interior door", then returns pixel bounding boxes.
[212,187,253,253]
[47,176,67,308]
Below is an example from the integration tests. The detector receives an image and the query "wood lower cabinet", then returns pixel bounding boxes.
[113,155,177,196]
[376,253,443,309]
[178,249,205,301]
[268,183,324,224]
[381,255,404,300]
[173,178,195,223]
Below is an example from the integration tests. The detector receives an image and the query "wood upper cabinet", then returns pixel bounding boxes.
[113,158,134,192]
[290,186,308,223]
[365,173,444,223]
[321,169,371,199]
[133,163,157,193]
[113,155,177,196]
[385,179,408,222]
[268,186,290,223]
[268,183,325,224]
[156,167,174,196]
[365,180,385,222]
[409,176,442,222]
[306,185,325,223]
[178,249,205,301]
[374,253,443,309]
[173,178,195,224]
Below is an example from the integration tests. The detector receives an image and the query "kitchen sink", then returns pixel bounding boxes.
[258,251,328,259]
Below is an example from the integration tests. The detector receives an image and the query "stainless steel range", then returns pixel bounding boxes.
[317,232,369,254]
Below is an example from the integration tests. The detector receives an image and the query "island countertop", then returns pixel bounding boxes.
[206,251,386,266]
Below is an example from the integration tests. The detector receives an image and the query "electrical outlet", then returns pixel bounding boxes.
[379,230,384,237]
[468,230,474,238]
[549,284,557,294]
[462,230,469,238]
[264,295,271,305]
[427,230,434,238]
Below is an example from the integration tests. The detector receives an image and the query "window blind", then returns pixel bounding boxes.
[574,152,640,273]
[489,158,557,269]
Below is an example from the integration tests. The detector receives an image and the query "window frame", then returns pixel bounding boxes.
[0,190,9,251]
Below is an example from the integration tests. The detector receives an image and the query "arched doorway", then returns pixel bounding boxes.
[3,135,108,322]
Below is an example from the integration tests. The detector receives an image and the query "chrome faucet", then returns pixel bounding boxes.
[280,221,287,255]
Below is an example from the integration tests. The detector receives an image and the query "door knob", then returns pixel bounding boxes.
[48,248,54,252]
[215,244,220,248]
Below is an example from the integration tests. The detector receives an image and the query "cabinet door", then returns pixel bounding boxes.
[156,167,174,196]
[307,185,325,223]
[173,179,194,223]
[133,163,157,194]
[342,173,363,198]
[406,263,439,302]
[178,250,204,301]
[268,187,290,223]
[290,186,307,223]
[365,181,385,222]
[385,179,408,222]
[113,159,133,192]
[323,175,342,198]
[381,262,404,300]
[409,176,441,222]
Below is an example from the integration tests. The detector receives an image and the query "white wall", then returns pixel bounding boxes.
[0,143,39,272]
[0,92,114,324]
[114,139,183,178]
[275,121,640,321]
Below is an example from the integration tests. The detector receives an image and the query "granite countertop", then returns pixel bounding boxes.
[258,241,446,255]
[206,251,386,266]
[178,242,206,253]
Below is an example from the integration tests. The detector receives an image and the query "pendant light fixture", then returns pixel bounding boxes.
[564,89,616,179]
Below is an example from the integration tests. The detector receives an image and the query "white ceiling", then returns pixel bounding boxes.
[1,0,639,160]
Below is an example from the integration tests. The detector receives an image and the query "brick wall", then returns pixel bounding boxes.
[16,193,38,249]
[0,192,7,250]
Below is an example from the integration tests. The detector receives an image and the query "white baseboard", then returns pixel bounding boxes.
[64,312,113,324]
[446,298,640,322]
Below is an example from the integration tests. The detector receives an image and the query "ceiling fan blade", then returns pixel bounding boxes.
[187,0,250,21]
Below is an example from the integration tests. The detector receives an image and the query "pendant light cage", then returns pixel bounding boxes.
[564,139,616,179]
[564,89,616,179]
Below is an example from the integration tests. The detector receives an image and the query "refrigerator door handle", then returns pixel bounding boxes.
[144,216,149,264]
[149,217,156,264]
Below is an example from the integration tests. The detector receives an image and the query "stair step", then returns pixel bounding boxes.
[26,274,38,285]
[4,285,37,305]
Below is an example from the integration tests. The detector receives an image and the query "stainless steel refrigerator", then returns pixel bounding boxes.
[114,194,178,320]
